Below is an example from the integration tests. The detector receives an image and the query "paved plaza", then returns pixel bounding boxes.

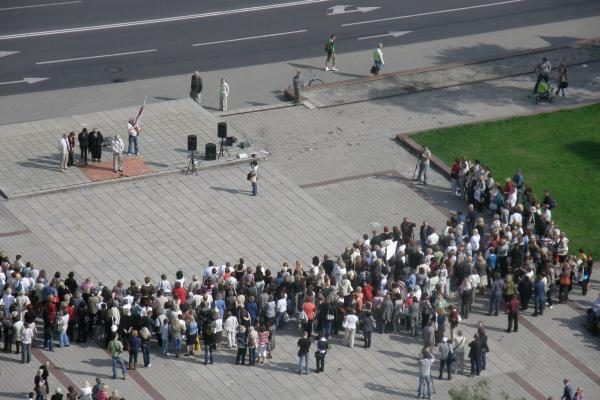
[0,42,599,400]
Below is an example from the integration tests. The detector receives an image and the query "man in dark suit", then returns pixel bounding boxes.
[561,378,574,400]
[78,128,89,165]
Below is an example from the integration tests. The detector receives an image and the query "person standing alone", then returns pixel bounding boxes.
[248,160,258,196]
[292,70,303,105]
[219,78,230,111]
[111,135,124,174]
[58,133,69,172]
[325,34,337,71]
[127,118,140,156]
[415,145,431,186]
[190,71,203,103]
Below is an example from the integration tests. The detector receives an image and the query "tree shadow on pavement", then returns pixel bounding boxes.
[552,315,600,351]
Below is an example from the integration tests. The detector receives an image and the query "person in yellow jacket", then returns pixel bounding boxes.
[372,43,384,75]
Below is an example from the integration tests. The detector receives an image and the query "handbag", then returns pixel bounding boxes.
[247,172,252,181]
[370,65,378,74]
[193,336,201,352]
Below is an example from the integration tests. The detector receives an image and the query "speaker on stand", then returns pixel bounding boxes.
[185,135,198,175]
[217,122,230,159]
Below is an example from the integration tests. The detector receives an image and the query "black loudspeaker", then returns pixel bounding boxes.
[187,135,197,152]
[218,122,227,138]
[205,143,217,160]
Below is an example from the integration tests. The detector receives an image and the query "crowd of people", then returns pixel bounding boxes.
[0,160,595,399]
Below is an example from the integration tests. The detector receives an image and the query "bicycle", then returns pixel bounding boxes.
[302,69,324,87]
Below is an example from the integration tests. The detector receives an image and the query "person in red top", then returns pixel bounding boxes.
[362,282,373,303]
[172,282,187,304]
[302,297,316,337]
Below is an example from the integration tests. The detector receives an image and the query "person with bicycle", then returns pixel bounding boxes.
[418,349,435,399]
[325,34,337,71]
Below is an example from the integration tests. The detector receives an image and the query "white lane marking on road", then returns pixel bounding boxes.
[358,30,412,40]
[327,5,380,15]
[36,49,157,64]
[0,0,328,40]
[0,1,81,12]
[0,77,49,85]
[193,30,307,47]
[0,51,20,58]
[342,0,524,27]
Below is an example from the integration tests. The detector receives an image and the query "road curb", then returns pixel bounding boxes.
[5,156,267,200]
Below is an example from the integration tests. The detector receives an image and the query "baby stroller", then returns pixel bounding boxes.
[535,80,554,104]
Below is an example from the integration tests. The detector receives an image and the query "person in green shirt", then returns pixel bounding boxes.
[372,43,384,74]
[107,334,128,380]
[325,34,337,71]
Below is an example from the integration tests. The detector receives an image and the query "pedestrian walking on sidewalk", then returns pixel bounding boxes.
[533,57,551,93]
[190,71,203,103]
[78,128,89,165]
[372,43,384,75]
[127,118,140,155]
[111,134,124,174]
[556,63,568,97]
[58,133,69,172]
[325,34,337,71]
[219,78,230,111]
[293,70,303,105]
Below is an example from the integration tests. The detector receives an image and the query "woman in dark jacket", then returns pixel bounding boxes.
[89,129,103,162]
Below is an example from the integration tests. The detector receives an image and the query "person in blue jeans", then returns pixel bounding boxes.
[488,273,505,316]
[297,331,311,375]
[140,327,151,367]
[107,335,127,380]
[533,274,546,316]
[417,350,435,399]
[477,325,490,371]
[128,330,141,370]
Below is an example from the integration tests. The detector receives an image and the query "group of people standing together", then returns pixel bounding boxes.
[56,119,141,174]
[190,72,230,111]
[57,129,104,171]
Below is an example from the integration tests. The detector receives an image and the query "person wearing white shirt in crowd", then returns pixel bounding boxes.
[58,133,69,171]
[156,274,172,296]
[470,229,481,253]
[426,229,439,248]
[224,312,239,348]
[343,309,360,348]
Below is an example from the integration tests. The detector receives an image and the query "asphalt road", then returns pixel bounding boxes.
[0,0,599,96]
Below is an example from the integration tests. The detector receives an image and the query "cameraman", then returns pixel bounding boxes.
[417,350,435,400]
[415,145,431,187]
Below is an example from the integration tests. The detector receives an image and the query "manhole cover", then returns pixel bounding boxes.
[105,65,122,73]
[112,78,126,83]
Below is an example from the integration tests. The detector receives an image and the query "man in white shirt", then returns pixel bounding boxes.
[426,229,439,248]
[111,134,124,174]
[127,118,140,155]
[58,133,69,171]
[415,145,432,186]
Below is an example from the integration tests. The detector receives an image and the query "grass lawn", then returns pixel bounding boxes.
[413,103,600,255]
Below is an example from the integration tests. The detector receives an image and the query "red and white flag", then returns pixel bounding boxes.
[133,96,147,130]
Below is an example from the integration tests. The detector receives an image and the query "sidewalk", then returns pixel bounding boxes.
[0,99,260,199]
[293,38,600,108]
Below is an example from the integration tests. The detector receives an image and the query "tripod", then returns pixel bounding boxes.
[185,150,198,175]
[217,137,230,159]
[412,156,421,181]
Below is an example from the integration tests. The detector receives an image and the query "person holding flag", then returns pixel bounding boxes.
[127,98,145,155]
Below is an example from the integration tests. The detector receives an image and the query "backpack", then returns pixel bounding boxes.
[324,42,330,52]
[560,274,570,286]
[204,322,214,336]
[247,335,256,348]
